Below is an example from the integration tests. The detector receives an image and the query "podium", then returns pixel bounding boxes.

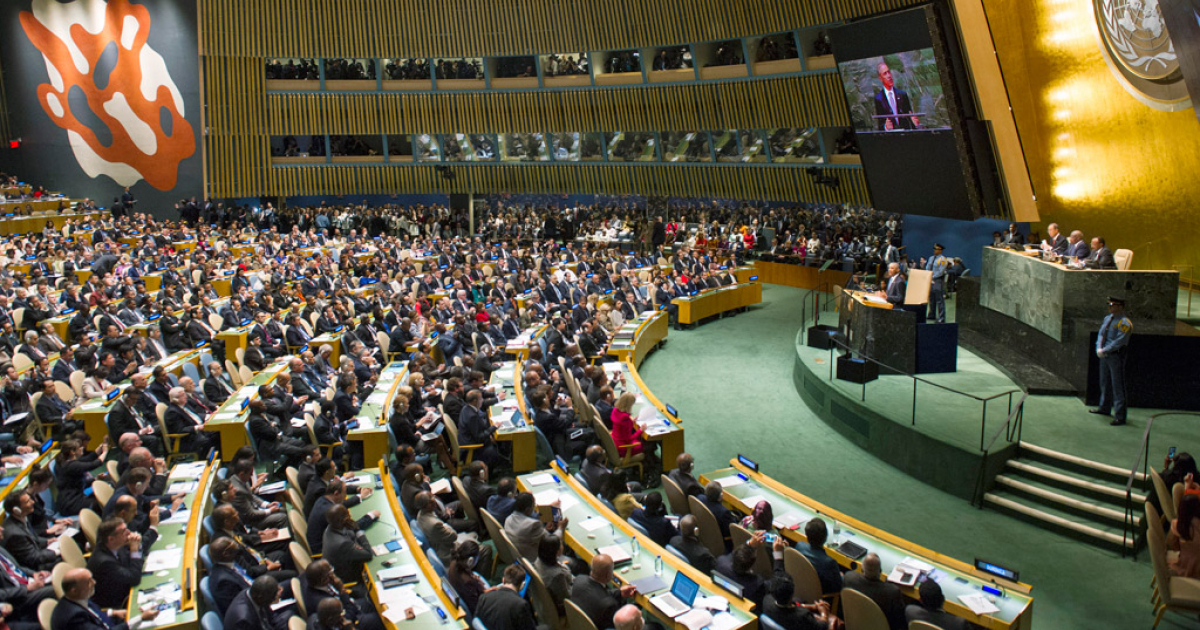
[836,289,957,374]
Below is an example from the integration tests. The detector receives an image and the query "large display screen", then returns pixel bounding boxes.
[832,3,1000,220]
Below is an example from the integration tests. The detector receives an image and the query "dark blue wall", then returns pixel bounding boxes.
[900,215,1024,276]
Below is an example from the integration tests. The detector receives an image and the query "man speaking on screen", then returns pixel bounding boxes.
[874,62,920,131]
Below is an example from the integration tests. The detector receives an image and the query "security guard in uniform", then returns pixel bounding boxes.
[1090,296,1132,426]
[924,243,950,323]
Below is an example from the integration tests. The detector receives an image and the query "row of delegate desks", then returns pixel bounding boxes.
[605,310,683,471]
[671,282,763,325]
[125,458,221,630]
[700,459,1034,630]
[518,460,758,630]
[487,326,545,473]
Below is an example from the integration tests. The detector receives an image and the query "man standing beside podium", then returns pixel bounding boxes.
[922,244,949,323]
[876,263,906,305]
[1090,297,1132,426]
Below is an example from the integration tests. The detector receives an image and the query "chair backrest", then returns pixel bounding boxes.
[520,558,563,630]
[79,508,101,546]
[239,365,254,386]
[92,481,113,508]
[291,577,306,616]
[235,347,246,368]
[843,588,891,630]
[665,544,689,564]
[471,618,490,630]
[479,509,518,565]
[37,598,56,630]
[285,466,301,492]
[1114,248,1133,271]
[226,360,243,387]
[14,352,34,373]
[200,544,213,571]
[287,488,305,513]
[443,415,463,462]
[202,514,216,540]
[287,616,305,630]
[183,361,202,384]
[55,381,75,404]
[199,576,218,612]
[1151,468,1178,521]
[1173,482,1185,516]
[288,510,310,552]
[1145,501,1174,601]
[289,541,313,571]
[687,495,726,557]
[784,547,824,602]
[29,392,43,423]
[563,599,599,630]
[908,622,943,630]
[729,523,774,578]
[660,474,690,516]
[58,534,86,568]
[451,475,481,524]
[425,547,447,578]
[410,519,430,548]
[51,562,70,598]
[201,611,224,630]
[69,370,86,397]
[209,313,225,331]
[759,614,788,630]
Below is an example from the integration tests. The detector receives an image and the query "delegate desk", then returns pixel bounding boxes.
[978,247,1178,342]
[0,443,57,505]
[125,458,220,630]
[369,464,468,628]
[504,324,548,361]
[74,348,207,449]
[672,282,762,325]
[517,461,758,630]
[349,361,409,467]
[487,359,538,472]
[0,209,107,235]
[599,357,685,472]
[608,310,669,366]
[700,459,1033,630]
[205,359,292,456]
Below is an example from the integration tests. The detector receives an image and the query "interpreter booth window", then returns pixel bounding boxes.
[443,134,497,161]
[548,132,604,161]
[324,58,375,81]
[330,135,384,162]
[265,58,319,80]
[382,58,432,80]
[415,134,442,162]
[500,134,549,161]
[661,131,712,162]
[542,53,589,77]
[435,58,484,80]
[387,135,414,162]
[713,130,767,163]
[605,132,657,162]
[766,128,823,163]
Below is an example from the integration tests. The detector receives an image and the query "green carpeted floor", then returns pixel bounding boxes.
[636,283,1185,630]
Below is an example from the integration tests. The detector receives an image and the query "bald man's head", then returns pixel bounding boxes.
[62,568,95,600]
[590,554,615,582]
[862,552,882,580]
[614,605,644,630]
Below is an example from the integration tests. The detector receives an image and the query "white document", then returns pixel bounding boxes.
[579,517,609,532]
[533,490,560,506]
[525,473,556,486]
[695,594,729,612]
[958,594,1001,615]
[557,494,580,512]
[378,563,419,580]
[161,508,190,524]
[738,495,767,509]
[144,548,184,572]
[713,475,744,488]
[429,478,451,495]
[675,608,713,630]
[166,481,198,495]
[708,612,742,630]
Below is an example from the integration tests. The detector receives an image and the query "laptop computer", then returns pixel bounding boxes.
[649,571,700,619]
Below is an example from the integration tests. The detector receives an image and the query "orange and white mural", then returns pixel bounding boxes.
[18,0,196,190]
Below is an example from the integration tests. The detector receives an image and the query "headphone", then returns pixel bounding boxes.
[10,506,21,516]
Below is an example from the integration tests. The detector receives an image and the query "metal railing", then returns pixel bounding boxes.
[972,392,1029,507]
[1121,411,1200,558]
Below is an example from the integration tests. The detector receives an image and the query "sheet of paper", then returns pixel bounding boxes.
[579,517,610,532]
[695,594,729,612]
[676,608,713,630]
[713,475,744,488]
[708,611,741,630]
[161,508,190,524]
[144,548,184,572]
[533,489,560,506]
[558,494,580,512]
[429,478,451,495]
[738,494,767,509]
[958,594,1001,615]
[378,563,420,580]
[525,473,556,486]
[166,481,198,495]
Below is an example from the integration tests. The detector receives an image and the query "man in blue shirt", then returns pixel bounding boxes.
[1090,297,1133,426]
[923,244,950,323]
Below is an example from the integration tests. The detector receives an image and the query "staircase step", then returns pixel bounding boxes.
[1019,441,1146,483]
[1005,460,1146,503]
[994,474,1140,526]
[983,492,1133,548]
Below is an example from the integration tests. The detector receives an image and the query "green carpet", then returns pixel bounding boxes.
[636,283,1174,630]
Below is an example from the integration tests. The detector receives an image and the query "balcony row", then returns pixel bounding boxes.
[264,27,839,92]
[268,127,862,167]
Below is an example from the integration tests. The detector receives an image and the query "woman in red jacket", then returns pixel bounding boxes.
[610,392,660,485]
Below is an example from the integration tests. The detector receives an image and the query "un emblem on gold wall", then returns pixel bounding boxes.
[1094,0,1191,108]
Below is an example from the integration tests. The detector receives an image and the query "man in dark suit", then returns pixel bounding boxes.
[1084,236,1117,270]
[208,537,254,617]
[571,554,638,630]
[204,361,236,404]
[794,518,843,595]
[51,346,79,384]
[905,579,971,630]
[668,452,704,497]
[474,564,538,630]
[185,308,223,355]
[698,481,739,548]
[1040,222,1068,256]
[87,518,147,608]
[458,390,499,466]
[1066,230,1089,259]
[243,335,268,372]
[306,478,377,555]
[35,378,80,435]
[164,387,218,455]
[52,567,161,630]
[715,537,786,611]
[845,553,907,630]
[1,491,57,571]
[223,575,290,630]
[668,514,716,574]
[288,358,320,401]
[873,63,917,131]
[879,262,906,306]
[107,389,165,457]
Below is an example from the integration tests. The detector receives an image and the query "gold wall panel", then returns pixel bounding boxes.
[983,0,1200,273]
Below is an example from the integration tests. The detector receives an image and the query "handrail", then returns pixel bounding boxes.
[971,393,1029,507]
[1121,411,1200,557]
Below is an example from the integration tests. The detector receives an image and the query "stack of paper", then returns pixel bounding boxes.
[377,585,430,622]
[525,473,556,486]
[676,608,713,630]
[166,481,199,495]
[145,548,184,572]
